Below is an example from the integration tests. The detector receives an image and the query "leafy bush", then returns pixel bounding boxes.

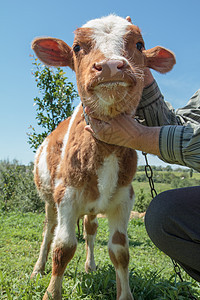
[133,188,151,213]
[0,160,44,213]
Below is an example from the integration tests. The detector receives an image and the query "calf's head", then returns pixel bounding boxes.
[32,15,175,118]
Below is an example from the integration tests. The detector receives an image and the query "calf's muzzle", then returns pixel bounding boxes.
[93,59,127,74]
[91,58,135,89]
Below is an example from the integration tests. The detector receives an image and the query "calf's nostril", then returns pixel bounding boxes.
[93,63,102,71]
[117,60,125,69]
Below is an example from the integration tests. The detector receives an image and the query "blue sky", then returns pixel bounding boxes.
[1,0,200,167]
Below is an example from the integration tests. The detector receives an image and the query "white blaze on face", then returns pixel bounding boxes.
[82,15,130,60]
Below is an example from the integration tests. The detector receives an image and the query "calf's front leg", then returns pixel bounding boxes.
[107,187,134,300]
[43,197,78,300]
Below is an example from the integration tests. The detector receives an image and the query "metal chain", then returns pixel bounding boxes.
[142,152,197,300]
[142,152,157,199]
[171,259,197,299]
[172,259,184,282]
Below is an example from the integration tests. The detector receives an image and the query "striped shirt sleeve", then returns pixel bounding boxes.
[136,81,180,127]
[136,81,200,172]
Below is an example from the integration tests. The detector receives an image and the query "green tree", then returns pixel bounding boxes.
[28,57,78,151]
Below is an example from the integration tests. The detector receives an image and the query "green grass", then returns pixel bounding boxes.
[1,212,200,299]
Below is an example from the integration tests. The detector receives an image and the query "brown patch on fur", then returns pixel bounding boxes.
[118,249,129,269]
[83,175,100,201]
[117,148,137,186]
[84,215,98,235]
[52,245,76,276]
[46,118,71,188]
[74,48,106,97]
[53,184,66,205]
[109,248,129,270]
[123,25,145,61]
[73,28,94,55]
[112,231,126,247]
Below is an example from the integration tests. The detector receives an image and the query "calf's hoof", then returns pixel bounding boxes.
[85,261,96,273]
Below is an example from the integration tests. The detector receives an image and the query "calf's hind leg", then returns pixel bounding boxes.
[31,202,57,277]
[84,215,98,272]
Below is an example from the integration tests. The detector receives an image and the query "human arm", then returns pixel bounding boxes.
[136,78,180,127]
[139,71,200,171]
[159,124,200,172]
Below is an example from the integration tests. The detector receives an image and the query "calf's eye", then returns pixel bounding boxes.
[73,44,81,53]
[136,42,144,52]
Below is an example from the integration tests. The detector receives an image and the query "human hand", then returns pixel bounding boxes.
[84,107,161,156]
[85,109,137,148]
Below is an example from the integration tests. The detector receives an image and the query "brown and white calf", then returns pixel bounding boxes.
[31,15,175,300]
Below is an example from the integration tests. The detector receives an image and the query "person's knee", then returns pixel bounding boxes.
[145,190,173,248]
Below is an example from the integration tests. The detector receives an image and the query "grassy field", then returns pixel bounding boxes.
[1,212,200,299]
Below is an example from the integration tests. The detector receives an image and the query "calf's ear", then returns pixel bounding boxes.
[143,46,176,73]
[32,37,74,70]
